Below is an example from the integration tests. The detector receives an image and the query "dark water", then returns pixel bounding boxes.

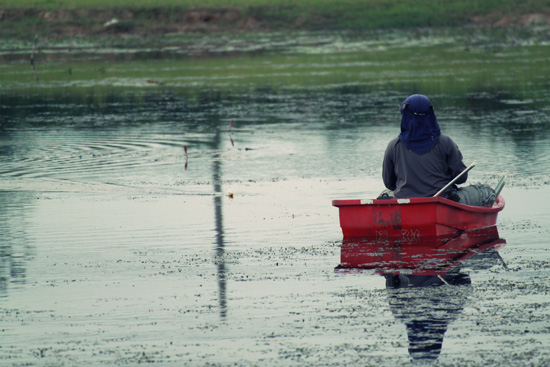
[1,32,549,365]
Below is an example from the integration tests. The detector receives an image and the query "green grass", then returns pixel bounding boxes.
[2,0,548,12]
[1,0,550,41]
[2,42,548,104]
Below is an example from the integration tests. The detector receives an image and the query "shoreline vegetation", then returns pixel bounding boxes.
[1,0,550,41]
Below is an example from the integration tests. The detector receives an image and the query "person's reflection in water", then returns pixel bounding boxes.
[384,270,471,362]
[337,227,506,362]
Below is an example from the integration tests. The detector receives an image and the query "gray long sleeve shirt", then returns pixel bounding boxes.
[382,134,467,198]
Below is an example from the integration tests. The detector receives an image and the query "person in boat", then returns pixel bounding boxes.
[380,94,495,206]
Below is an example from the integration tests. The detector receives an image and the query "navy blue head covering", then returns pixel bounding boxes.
[399,94,441,154]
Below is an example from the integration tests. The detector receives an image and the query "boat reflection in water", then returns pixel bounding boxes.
[336,227,506,361]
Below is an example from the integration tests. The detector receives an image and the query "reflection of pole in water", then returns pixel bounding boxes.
[212,129,227,320]
[0,192,33,298]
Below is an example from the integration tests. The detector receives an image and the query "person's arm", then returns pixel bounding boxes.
[382,140,397,190]
[446,137,468,184]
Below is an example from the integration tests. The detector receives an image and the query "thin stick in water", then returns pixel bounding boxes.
[228,119,235,146]
[184,145,188,170]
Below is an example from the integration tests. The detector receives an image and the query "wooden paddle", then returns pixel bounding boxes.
[433,162,476,197]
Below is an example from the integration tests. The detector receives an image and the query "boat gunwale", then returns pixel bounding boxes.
[332,195,505,213]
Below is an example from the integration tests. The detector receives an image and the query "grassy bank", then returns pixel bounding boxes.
[1,0,550,40]
[2,41,548,102]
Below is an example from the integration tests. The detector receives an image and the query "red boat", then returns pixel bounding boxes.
[336,226,506,276]
[332,195,505,237]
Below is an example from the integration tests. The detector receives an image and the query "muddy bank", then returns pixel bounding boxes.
[2,7,550,40]
[0,8,262,38]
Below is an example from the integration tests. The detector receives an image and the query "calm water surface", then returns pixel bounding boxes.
[1,32,549,366]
